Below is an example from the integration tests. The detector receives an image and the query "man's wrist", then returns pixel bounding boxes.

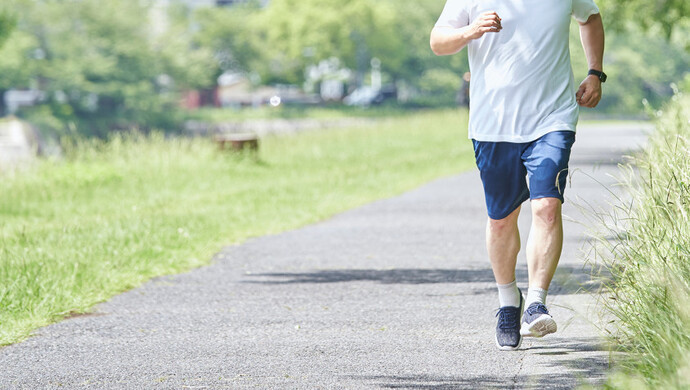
[587,69,607,82]
[461,24,478,41]
[586,74,601,83]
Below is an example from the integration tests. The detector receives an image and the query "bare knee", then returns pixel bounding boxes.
[487,211,519,234]
[531,198,561,226]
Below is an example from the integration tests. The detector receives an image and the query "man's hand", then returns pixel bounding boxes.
[430,11,501,56]
[576,75,602,108]
[467,11,502,40]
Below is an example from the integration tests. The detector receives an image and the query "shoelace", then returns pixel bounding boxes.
[496,307,519,329]
[525,303,548,316]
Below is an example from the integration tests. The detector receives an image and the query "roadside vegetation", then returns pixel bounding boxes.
[0,0,687,138]
[587,93,690,389]
[0,109,474,345]
[184,103,425,123]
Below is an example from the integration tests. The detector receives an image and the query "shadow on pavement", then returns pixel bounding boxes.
[245,265,601,295]
[348,343,608,389]
[547,354,610,375]
[525,336,607,353]
[348,371,602,389]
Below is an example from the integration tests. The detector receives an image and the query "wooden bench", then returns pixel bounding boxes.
[214,132,259,152]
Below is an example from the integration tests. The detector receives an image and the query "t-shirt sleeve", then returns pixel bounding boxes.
[435,0,470,29]
[571,0,600,23]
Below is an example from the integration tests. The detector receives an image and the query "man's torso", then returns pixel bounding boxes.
[465,0,578,142]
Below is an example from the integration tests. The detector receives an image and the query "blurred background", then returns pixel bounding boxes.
[0,1,689,373]
[0,0,687,144]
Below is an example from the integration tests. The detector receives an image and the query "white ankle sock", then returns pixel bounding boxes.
[526,287,548,307]
[496,280,521,308]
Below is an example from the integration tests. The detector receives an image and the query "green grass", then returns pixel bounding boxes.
[586,94,690,389]
[0,109,474,345]
[183,104,429,123]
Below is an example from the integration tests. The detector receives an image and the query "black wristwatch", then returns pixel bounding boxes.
[588,69,607,83]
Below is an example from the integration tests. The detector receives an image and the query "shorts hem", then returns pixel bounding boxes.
[487,194,530,220]
[530,194,566,204]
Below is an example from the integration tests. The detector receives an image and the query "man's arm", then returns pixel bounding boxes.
[576,13,605,108]
[430,11,502,56]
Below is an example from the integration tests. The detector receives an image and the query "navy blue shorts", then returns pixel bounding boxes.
[472,131,576,220]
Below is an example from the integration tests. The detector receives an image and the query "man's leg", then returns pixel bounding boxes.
[520,197,562,337]
[486,205,521,286]
[472,139,530,350]
[519,130,575,337]
[526,197,563,291]
[486,206,525,350]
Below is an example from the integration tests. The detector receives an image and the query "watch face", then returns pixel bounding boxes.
[589,70,606,82]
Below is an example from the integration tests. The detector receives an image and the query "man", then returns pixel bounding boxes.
[430,0,605,350]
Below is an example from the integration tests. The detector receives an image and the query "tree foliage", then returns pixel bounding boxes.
[256,0,403,84]
[0,0,687,137]
[570,21,690,113]
[194,0,466,90]
[194,2,264,81]
[1,0,213,136]
[0,25,34,93]
[0,8,16,49]
[598,0,690,43]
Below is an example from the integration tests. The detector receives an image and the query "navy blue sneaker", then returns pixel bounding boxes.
[520,302,557,338]
[495,291,524,351]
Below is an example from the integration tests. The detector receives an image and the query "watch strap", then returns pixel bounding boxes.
[588,69,607,83]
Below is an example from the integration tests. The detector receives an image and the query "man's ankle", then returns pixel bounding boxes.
[525,287,548,307]
[497,280,521,307]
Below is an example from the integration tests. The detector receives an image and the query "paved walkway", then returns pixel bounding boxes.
[0,123,650,389]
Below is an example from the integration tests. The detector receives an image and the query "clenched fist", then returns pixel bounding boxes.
[467,11,502,40]
[576,75,602,108]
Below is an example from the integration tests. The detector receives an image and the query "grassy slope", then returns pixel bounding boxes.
[0,109,474,345]
[590,96,690,389]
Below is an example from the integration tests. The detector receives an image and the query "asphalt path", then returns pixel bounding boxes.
[0,122,650,389]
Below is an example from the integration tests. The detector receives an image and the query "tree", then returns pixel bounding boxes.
[194,0,468,100]
[570,22,690,113]
[255,0,404,85]
[0,8,32,116]
[194,2,265,82]
[598,0,690,43]
[1,0,214,136]
[383,0,469,94]
[0,8,15,49]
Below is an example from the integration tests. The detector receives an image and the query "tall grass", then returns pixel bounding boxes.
[587,93,690,388]
[0,110,475,345]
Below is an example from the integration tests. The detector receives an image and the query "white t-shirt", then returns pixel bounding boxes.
[435,0,599,142]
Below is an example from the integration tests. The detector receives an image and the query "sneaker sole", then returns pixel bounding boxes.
[495,334,522,351]
[520,314,557,338]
